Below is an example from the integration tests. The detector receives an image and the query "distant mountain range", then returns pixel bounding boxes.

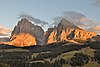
[0,18,97,47]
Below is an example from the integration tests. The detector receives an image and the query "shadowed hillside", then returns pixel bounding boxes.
[0,40,100,67]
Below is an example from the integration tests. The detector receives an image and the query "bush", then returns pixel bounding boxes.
[94,51,100,64]
[70,53,89,66]
[73,39,85,43]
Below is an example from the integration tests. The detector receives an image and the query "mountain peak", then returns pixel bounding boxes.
[6,18,44,47]
[58,18,76,29]
[1,18,97,47]
[12,18,33,36]
[46,18,97,44]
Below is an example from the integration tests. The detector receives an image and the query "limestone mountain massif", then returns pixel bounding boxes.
[46,18,96,44]
[2,18,44,47]
[1,18,97,47]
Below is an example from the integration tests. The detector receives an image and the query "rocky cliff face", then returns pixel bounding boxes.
[45,18,96,44]
[4,18,44,47]
[1,18,97,47]
[8,33,37,47]
[11,18,44,39]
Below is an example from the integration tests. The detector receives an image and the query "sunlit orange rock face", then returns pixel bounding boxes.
[1,18,97,46]
[4,33,37,47]
[47,31,57,44]
[46,18,97,44]
[47,29,96,44]
[3,18,44,47]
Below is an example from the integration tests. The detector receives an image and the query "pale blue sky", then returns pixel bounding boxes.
[0,0,100,29]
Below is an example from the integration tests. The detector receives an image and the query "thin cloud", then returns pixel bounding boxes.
[92,0,100,7]
[18,13,48,27]
[0,25,11,36]
[72,17,96,31]
[94,26,100,34]
[95,26,100,30]
[52,11,99,34]
[62,11,97,32]
[51,17,62,26]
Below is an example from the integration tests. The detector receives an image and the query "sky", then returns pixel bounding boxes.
[0,0,100,36]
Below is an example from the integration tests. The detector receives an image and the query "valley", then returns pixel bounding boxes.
[0,41,100,67]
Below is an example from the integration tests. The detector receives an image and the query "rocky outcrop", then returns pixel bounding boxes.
[5,33,37,47]
[11,18,44,38]
[1,18,97,47]
[46,18,97,44]
[4,18,44,47]
[41,28,54,45]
